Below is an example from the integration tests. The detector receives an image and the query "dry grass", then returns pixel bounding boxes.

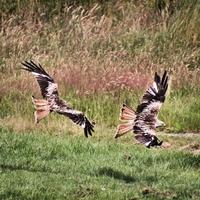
[0,1,200,132]
[0,3,199,91]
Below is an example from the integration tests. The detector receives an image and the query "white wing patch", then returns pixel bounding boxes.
[47,83,58,95]
[32,72,50,79]
[152,81,158,93]
[145,101,162,111]
[65,109,83,115]
[81,123,86,128]
[21,60,94,138]
[147,88,156,96]
[133,71,169,147]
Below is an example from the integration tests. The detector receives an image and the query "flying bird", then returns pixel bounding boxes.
[115,71,169,148]
[21,60,94,137]
[115,104,165,138]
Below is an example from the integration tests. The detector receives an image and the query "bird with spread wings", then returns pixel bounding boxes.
[115,71,169,148]
[21,60,94,137]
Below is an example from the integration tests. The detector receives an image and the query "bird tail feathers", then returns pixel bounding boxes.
[115,122,134,138]
[119,103,135,121]
[32,96,50,123]
[115,104,136,138]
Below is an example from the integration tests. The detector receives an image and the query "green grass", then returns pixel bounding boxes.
[0,0,200,133]
[0,127,200,200]
[0,1,199,126]
[1,88,200,133]
[0,1,200,198]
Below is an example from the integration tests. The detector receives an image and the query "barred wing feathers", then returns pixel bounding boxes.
[115,104,136,138]
[133,71,169,147]
[21,60,58,99]
[21,60,94,137]
[58,109,94,137]
[135,134,163,148]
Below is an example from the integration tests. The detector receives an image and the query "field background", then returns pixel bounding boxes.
[0,0,200,199]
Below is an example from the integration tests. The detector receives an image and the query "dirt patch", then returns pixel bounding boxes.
[180,143,200,154]
[159,133,200,137]
[141,187,177,199]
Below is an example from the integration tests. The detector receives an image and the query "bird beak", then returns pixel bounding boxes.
[156,119,166,128]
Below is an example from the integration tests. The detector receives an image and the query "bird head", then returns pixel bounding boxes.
[155,119,166,128]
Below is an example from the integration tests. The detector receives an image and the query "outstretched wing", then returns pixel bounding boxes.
[133,71,169,136]
[21,60,94,137]
[21,60,58,99]
[135,134,163,148]
[57,109,94,137]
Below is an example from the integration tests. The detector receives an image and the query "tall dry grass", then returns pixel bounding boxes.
[0,1,200,132]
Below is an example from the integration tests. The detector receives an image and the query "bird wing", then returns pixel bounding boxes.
[135,134,163,148]
[135,134,154,147]
[21,60,94,137]
[21,60,58,99]
[133,71,169,136]
[57,108,94,137]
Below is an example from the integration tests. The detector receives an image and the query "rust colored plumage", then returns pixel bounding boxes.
[115,104,136,138]
[116,71,169,148]
[32,96,50,123]
[21,60,94,137]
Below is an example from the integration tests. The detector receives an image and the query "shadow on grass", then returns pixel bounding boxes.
[97,167,136,183]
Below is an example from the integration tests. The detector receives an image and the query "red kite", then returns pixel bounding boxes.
[22,60,94,137]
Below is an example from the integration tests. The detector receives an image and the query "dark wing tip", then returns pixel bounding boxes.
[135,134,163,148]
[163,70,167,77]
[83,118,94,137]
[84,128,88,138]
[161,70,168,85]
[154,70,169,97]
[21,60,54,83]
[21,60,37,72]
[121,103,126,112]
[154,72,160,84]
[114,134,119,139]
[21,61,31,71]
[160,70,169,96]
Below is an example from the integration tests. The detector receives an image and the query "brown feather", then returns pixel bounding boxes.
[22,60,94,137]
[119,104,135,121]
[115,104,136,138]
[32,96,50,123]
[115,123,134,138]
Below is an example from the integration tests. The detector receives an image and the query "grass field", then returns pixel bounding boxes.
[0,0,200,199]
[0,127,200,200]
[0,0,200,132]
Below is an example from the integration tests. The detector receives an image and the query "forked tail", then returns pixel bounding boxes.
[31,96,50,123]
[115,104,136,138]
